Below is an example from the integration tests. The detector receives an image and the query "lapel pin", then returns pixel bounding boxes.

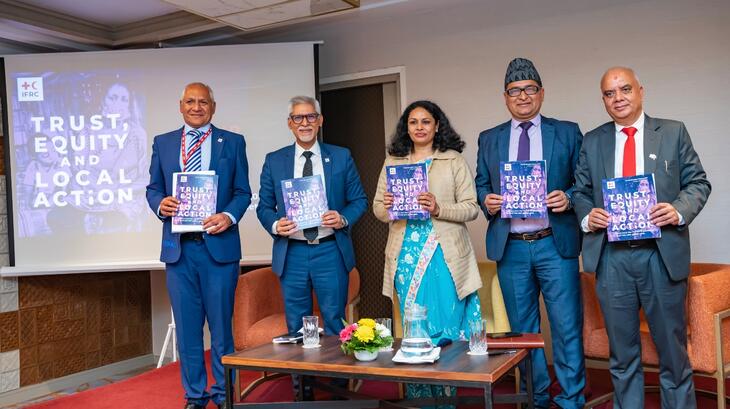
[217,138,223,143]
[649,154,657,160]
[324,157,330,163]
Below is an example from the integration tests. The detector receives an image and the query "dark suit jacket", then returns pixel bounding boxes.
[146,125,252,264]
[256,143,368,276]
[475,116,583,262]
[573,115,711,280]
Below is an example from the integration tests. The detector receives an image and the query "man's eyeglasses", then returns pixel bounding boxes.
[289,113,320,124]
[506,85,541,97]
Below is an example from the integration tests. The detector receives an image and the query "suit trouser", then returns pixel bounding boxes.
[166,238,240,406]
[280,239,349,335]
[281,239,349,399]
[497,237,585,409]
[596,241,696,409]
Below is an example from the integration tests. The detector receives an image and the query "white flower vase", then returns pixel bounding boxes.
[354,350,378,361]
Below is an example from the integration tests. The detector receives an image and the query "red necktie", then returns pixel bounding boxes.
[621,127,637,177]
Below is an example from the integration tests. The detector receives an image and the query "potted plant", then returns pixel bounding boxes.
[339,318,394,361]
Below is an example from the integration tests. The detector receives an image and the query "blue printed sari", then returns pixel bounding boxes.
[394,160,482,408]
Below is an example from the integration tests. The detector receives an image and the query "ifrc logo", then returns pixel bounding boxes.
[17,77,44,101]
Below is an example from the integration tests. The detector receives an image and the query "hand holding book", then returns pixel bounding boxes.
[321,210,346,229]
[203,213,232,235]
[649,203,680,226]
[545,190,570,213]
[484,193,503,216]
[417,192,440,217]
[276,217,298,236]
[587,208,610,232]
[159,196,180,217]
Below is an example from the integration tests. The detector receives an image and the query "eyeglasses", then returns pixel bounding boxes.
[602,85,633,99]
[506,85,541,97]
[289,113,320,124]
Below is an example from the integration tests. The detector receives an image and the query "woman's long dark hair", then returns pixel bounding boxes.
[387,100,465,157]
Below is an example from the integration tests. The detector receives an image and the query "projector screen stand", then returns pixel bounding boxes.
[157,307,178,368]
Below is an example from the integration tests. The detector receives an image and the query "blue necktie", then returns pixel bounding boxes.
[301,151,319,242]
[186,129,202,171]
[517,121,532,161]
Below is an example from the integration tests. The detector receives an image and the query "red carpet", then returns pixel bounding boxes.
[23,354,729,409]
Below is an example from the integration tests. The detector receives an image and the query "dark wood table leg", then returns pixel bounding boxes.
[524,352,534,409]
[225,366,234,408]
[484,382,493,409]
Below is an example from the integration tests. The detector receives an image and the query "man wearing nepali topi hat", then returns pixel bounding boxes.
[475,58,586,408]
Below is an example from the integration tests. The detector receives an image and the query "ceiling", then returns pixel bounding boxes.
[0,0,650,55]
[0,0,398,53]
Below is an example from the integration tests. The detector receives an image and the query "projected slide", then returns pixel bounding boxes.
[3,43,317,272]
[12,72,148,238]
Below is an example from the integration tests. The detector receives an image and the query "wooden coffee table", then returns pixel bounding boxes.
[223,335,544,408]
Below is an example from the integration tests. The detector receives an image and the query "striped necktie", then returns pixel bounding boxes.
[186,129,202,171]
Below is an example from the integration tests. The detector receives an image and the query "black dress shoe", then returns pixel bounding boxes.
[184,402,205,409]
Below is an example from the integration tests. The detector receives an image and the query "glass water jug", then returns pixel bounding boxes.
[400,303,434,356]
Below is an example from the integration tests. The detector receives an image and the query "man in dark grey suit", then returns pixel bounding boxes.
[573,67,711,409]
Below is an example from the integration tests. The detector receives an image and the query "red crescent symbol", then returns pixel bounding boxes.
[31,81,37,90]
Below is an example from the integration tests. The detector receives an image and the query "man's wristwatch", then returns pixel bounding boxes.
[565,191,573,210]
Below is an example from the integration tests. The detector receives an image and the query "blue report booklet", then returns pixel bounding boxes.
[386,163,429,220]
[172,171,218,233]
[281,175,329,229]
[500,160,547,218]
[602,174,661,242]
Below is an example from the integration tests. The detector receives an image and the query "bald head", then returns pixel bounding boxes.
[600,66,644,126]
[601,67,641,87]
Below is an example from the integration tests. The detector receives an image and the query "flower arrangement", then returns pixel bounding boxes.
[339,318,393,354]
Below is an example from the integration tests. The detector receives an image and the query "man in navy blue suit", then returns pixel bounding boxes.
[146,82,251,409]
[257,95,367,398]
[475,58,585,409]
[258,95,367,335]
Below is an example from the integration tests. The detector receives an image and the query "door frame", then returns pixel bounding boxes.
[320,66,406,147]
[320,66,407,113]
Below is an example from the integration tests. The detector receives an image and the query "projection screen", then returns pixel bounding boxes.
[1,42,317,275]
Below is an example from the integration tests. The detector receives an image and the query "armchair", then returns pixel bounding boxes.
[232,266,361,397]
[581,263,730,408]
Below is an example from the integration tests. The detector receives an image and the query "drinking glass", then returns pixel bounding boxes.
[468,319,488,355]
[302,315,319,348]
[375,317,393,351]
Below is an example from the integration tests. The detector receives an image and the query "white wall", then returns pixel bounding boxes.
[242,0,730,263]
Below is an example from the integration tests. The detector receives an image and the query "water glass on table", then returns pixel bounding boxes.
[375,317,393,352]
[468,319,488,355]
[302,315,320,348]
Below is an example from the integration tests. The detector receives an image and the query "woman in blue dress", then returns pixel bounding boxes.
[373,100,483,408]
